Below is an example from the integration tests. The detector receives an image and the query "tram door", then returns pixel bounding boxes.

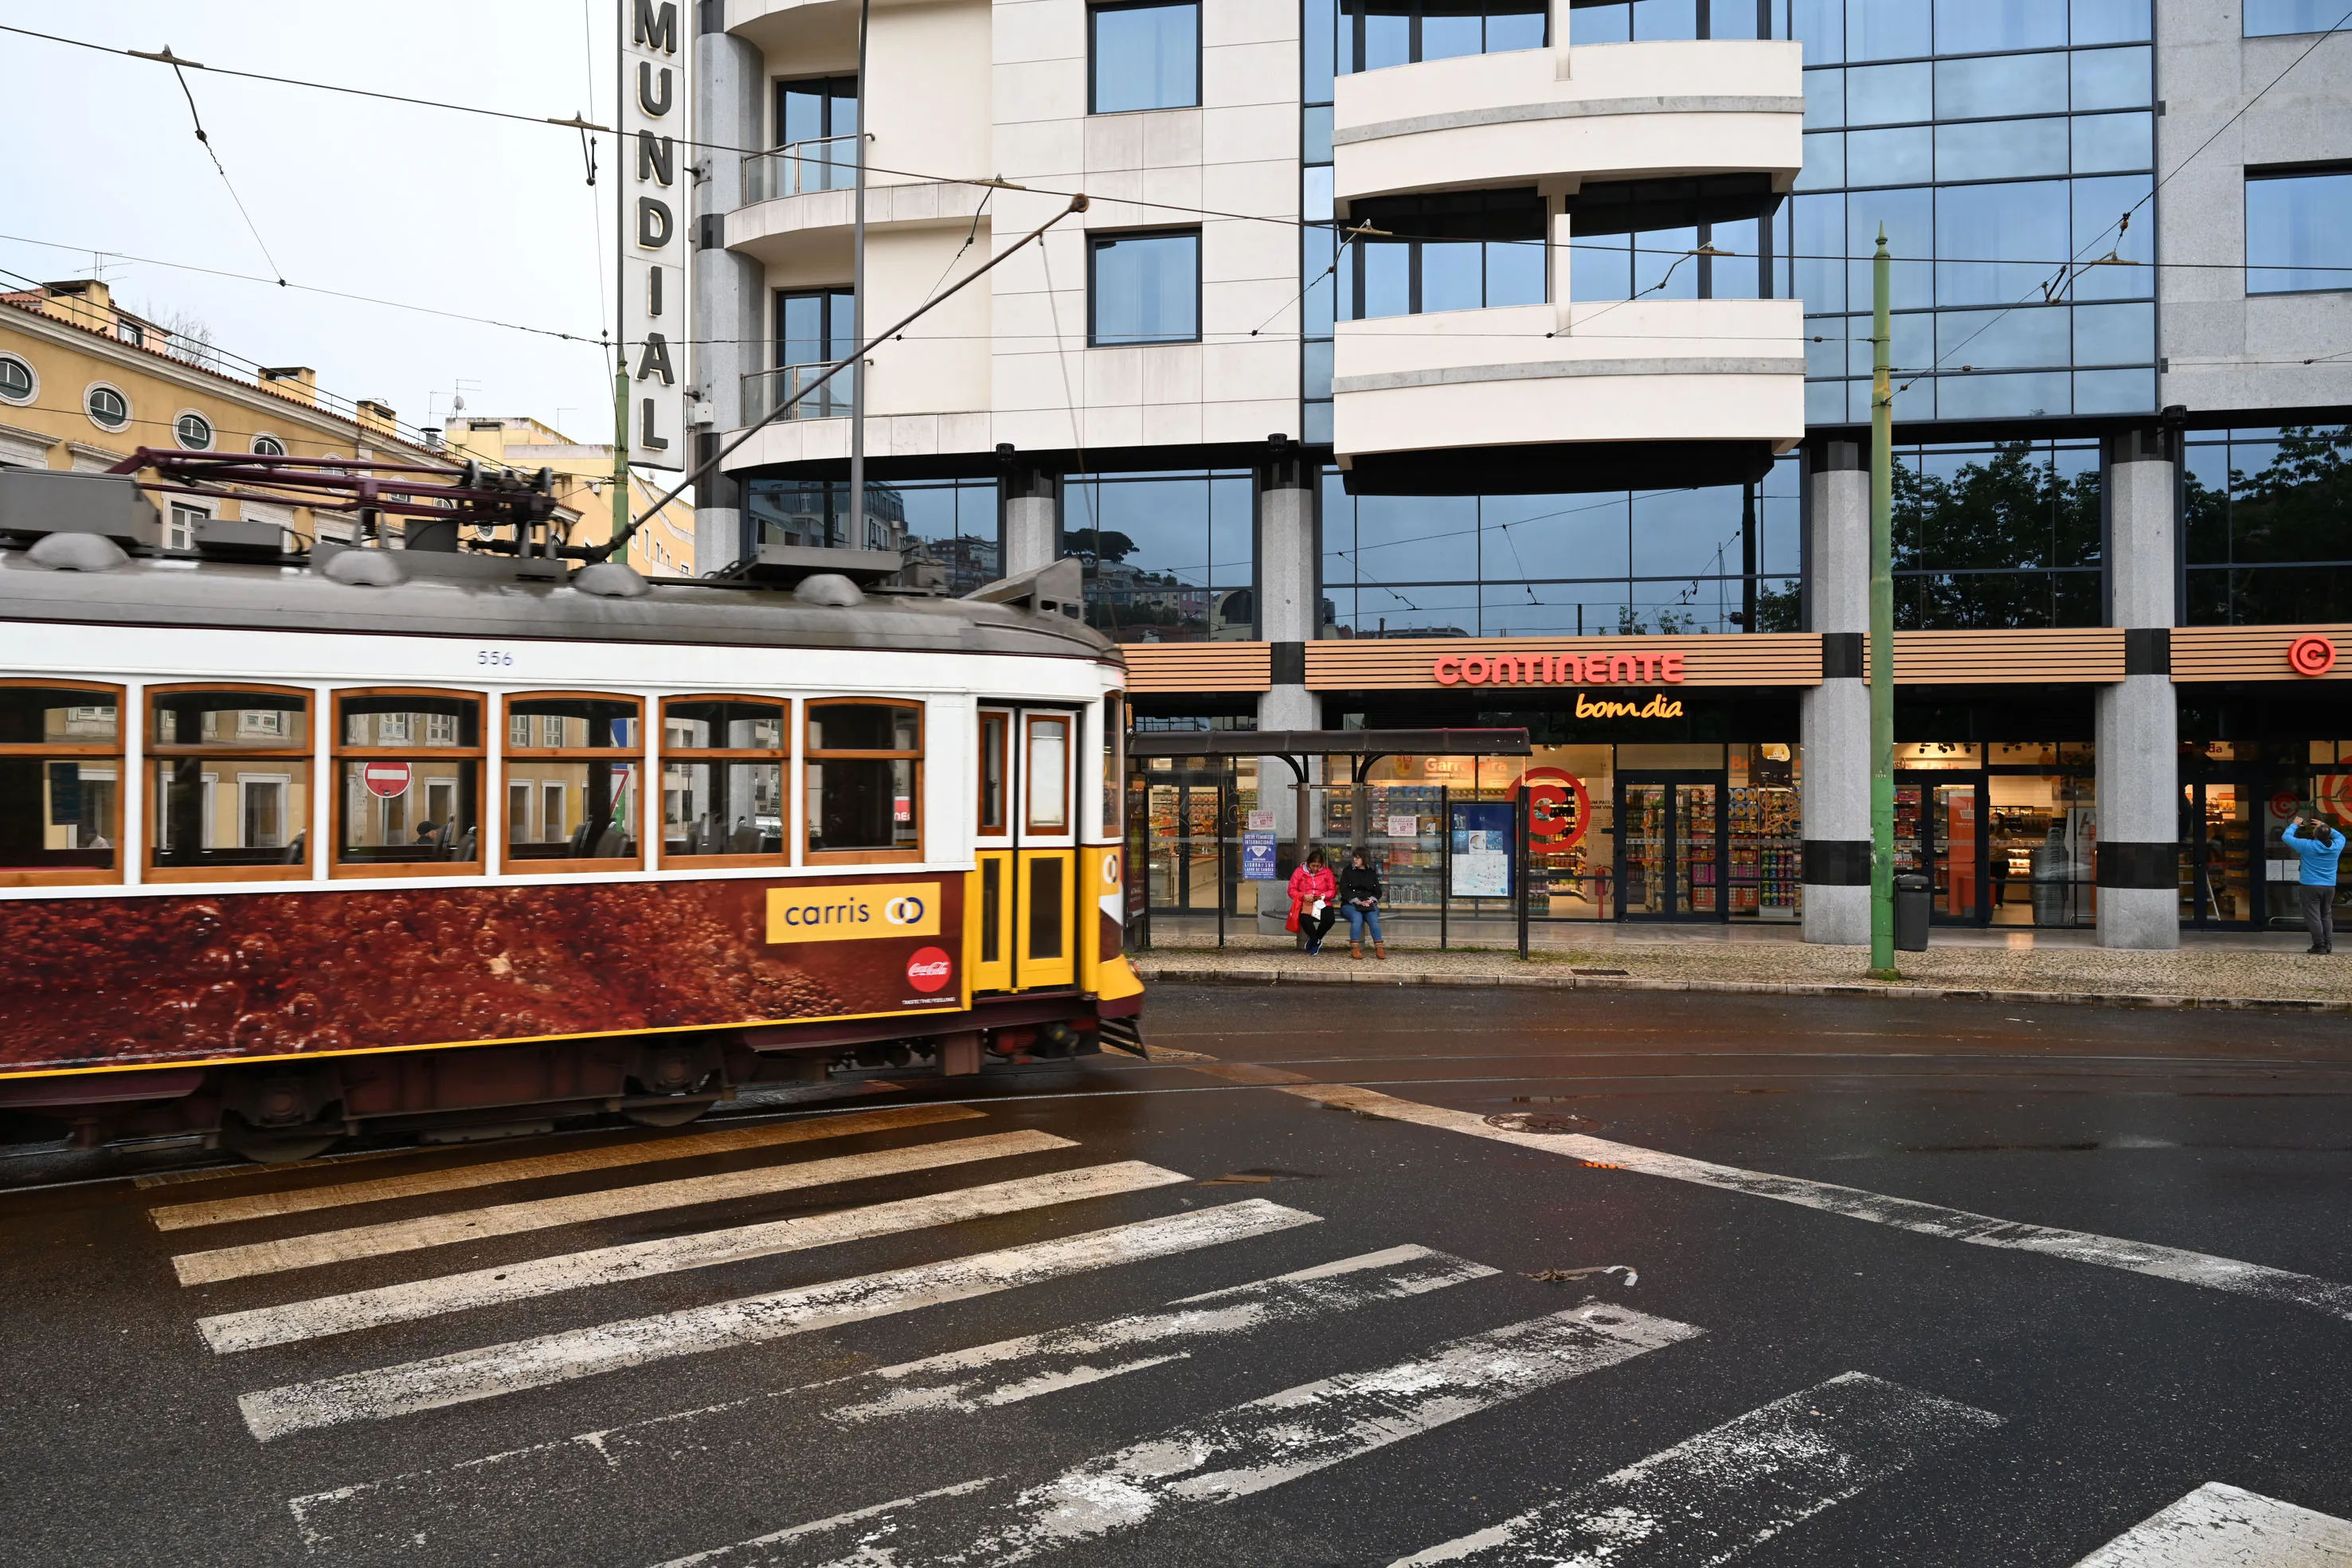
[972,707,1079,991]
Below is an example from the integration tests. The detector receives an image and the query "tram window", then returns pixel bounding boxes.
[807,699,922,860]
[1027,715,1070,833]
[0,682,121,884]
[147,686,311,881]
[503,694,644,870]
[332,691,482,875]
[979,711,1009,835]
[661,697,788,862]
[1102,690,1125,835]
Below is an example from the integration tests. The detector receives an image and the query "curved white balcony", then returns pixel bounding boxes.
[724,166,989,268]
[1333,41,1802,205]
[1331,299,1804,488]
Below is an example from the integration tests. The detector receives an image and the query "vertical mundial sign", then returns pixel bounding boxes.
[621,0,688,469]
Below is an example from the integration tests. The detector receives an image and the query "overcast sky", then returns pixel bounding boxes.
[3,4,630,445]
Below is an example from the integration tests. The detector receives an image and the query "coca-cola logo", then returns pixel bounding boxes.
[905,946,953,994]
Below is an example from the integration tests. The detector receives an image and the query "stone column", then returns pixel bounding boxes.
[692,5,765,575]
[999,448,1058,579]
[2096,424,2181,949]
[1800,438,1871,944]
[1257,441,1318,913]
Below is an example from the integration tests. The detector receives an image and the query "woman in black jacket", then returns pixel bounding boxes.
[1337,848,1387,960]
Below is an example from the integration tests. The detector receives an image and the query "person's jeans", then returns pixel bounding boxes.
[1344,905,1383,943]
[2301,883,2337,951]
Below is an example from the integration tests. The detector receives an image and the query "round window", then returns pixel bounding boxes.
[174,412,215,450]
[0,356,33,405]
[251,434,286,456]
[85,385,129,430]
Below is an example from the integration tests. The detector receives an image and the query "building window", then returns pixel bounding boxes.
[84,384,129,432]
[773,76,859,192]
[2246,0,2344,35]
[147,686,311,881]
[1340,0,1546,69]
[0,682,121,886]
[1565,177,1780,303]
[1321,459,1803,638]
[2185,424,2352,625]
[116,320,143,348]
[1091,1,1199,113]
[765,287,856,421]
[1569,0,1781,45]
[333,691,482,874]
[1090,230,1200,345]
[502,694,643,870]
[1890,438,2103,628]
[806,699,922,859]
[1344,189,1548,317]
[174,411,215,451]
[0,355,33,405]
[166,504,208,552]
[1069,468,1254,638]
[2246,166,2352,295]
[661,697,788,862]
[251,434,286,457]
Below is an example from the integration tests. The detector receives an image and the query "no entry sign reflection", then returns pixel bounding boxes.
[362,761,412,799]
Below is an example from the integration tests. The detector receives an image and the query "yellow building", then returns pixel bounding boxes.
[439,416,695,578]
[0,278,449,549]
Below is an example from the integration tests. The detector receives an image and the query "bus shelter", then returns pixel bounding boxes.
[1126,728,1536,955]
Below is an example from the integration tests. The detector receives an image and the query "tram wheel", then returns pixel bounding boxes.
[220,1117,340,1164]
[623,1100,711,1128]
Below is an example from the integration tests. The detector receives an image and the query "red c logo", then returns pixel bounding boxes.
[1510,768,1591,850]
[906,947,952,993]
[2288,635,2338,677]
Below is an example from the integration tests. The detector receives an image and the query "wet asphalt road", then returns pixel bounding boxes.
[3,983,2351,1566]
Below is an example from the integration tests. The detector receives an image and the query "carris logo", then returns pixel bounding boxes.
[906,946,953,994]
[884,895,927,925]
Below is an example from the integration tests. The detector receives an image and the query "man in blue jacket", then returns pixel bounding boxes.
[2281,811,2345,954]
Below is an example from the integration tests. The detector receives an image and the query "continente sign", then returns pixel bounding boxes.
[1432,647,1687,719]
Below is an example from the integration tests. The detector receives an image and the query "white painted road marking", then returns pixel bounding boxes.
[237,1198,1320,1441]
[198,1160,1190,1353]
[1287,1082,2352,1322]
[2070,1482,2352,1566]
[1393,1371,2002,1566]
[659,1304,1704,1568]
[282,1244,1497,1561]
[149,1105,982,1230]
[172,1128,1074,1286]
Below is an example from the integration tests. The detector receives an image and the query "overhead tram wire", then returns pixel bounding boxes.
[155,47,287,288]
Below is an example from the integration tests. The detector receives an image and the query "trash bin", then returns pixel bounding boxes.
[1894,874,1931,952]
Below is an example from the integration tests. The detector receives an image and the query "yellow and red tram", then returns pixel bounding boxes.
[0,473,1139,1159]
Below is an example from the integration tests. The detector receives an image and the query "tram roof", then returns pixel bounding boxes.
[0,550,1117,663]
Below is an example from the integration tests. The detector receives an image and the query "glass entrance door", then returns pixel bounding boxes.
[2182,780,2254,926]
[1895,774,1987,924]
[1615,774,1726,921]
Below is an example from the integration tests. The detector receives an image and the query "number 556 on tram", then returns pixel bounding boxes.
[0,470,1141,1160]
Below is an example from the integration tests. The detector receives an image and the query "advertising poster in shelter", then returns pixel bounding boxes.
[1241,831,1278,880]
[1450,803,1515,898]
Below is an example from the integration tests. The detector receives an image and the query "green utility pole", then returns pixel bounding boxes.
[611,358,631,563]
[1868,226,1897,977]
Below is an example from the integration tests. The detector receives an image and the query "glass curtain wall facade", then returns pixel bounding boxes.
[1891,436,2103,627]
[2184,424,2352,625]
[1066,470,1255,640]
[1790,0,2158,424]
[742,476,997,593]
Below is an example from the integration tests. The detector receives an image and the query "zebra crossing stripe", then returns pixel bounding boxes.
[171,1128,1074,1287]
[237,1198,1321,1442]
[652,1304,1703,1568]
[149,1105,984,1230]
[2069,1482,2352,1566]
[1392,1372,2002,1566]
[281,1245,1497,1558]
[1286,1083,2352,1323]
[198,1160,1192,1353]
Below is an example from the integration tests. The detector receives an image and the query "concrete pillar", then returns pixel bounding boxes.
[1000,452,1057,579]
[2096,424,2181,949]
[1257,442,1319,869]
[693,5,765,575]
[1800,439,1871,944]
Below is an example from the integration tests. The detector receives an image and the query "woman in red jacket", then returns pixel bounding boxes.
[1288,848,1338,956]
